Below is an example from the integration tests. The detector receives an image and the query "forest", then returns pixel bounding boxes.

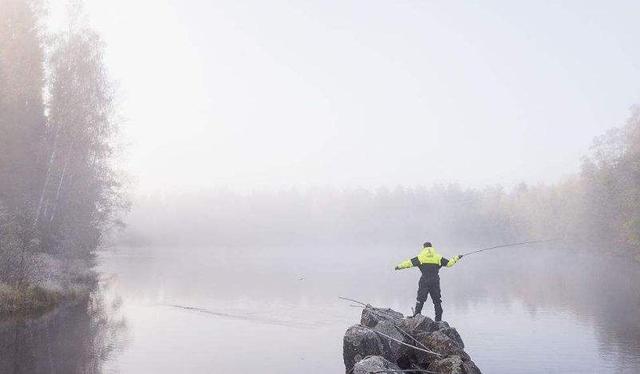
[124,108,640,261]
[0,0,125,315]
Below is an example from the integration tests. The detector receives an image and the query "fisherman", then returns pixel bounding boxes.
[395,242,462,321]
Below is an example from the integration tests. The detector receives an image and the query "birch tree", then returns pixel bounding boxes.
[43,3,127,263]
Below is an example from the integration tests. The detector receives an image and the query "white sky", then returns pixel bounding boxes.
[68,0,640,192]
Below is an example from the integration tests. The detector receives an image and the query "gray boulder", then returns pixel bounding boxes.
[428,320,451,332]
[359,306,411,363]
[353,356,401,374]
[361,305,404,328]
[414,330,468,365]
[427,355,465,374]
[426,355,482,374]
[343,325,385,373]
[439,327,464,348]
[343,305,481,373]
[371,319,405,363]
[462,359,482,374]
[400,314,435,336]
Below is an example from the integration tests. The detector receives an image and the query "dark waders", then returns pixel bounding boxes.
[414,275,443,321]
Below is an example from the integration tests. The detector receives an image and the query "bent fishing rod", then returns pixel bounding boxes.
[460,238,561,258]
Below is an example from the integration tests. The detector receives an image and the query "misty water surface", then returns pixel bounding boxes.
[2,245,639,373]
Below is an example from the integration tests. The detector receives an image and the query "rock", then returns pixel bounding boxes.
[343,325,385,373]
[426,355,483,374]
[427,355,465,374]
[428,320,451,332]
[462,359,482,374]
[371,319,405,363]
[439,327,464,349]
[342,305,480,373]
[400,314,435,336]
[414,331,468,366]
[361,305,404,328]
[353,356,401,374]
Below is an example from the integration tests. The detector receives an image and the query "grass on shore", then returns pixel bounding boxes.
[0,283,62,319]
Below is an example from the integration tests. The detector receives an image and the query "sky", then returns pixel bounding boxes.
[64,0,640,192]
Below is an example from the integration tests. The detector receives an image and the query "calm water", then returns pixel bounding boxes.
[2,246,639,373]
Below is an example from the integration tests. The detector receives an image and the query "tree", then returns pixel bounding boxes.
[41,3,127,265]
[0,0,47,285]
[0,0,127,290]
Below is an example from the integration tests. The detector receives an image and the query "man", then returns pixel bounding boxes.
[395,242,462,321]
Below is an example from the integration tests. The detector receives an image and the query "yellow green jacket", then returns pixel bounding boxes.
[396,246,460,278]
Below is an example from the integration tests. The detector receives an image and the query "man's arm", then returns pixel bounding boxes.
[440,255,463,268]
[395,256,421,270]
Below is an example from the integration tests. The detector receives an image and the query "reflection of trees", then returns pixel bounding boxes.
[0,280,126,374]
[450,249,640,363]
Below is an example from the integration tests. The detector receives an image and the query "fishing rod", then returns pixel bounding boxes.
[461,238,561,257]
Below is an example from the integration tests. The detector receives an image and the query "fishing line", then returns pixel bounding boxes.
[461,238,561,257]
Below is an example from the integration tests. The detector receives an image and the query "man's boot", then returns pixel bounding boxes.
[434,303,443,322]
[413,301,424,317]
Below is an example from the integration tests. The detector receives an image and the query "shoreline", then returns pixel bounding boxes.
[0,283,88,322]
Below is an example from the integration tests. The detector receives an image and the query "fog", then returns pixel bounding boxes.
[2,0,640,373]
[81,0,640,192]
[97,1,640,370]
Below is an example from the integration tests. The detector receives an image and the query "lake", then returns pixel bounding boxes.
[1,245,639,373]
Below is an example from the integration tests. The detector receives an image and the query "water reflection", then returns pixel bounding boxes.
[94,246,640,373]
[0,279,127,374]
[4,246,636,372]
[450,247,640,369]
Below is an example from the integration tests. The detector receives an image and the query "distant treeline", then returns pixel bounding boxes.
[123,110,640,259]
[122,184,569,249]
[0,0,125,292]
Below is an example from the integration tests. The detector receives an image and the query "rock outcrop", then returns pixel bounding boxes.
[343,305,481,374]
[352,356,401,374]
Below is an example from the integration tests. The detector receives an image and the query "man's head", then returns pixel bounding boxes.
[423,242,432,248]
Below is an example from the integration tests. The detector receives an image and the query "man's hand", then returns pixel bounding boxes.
[458,254,464,259]
[394,266,400,270]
